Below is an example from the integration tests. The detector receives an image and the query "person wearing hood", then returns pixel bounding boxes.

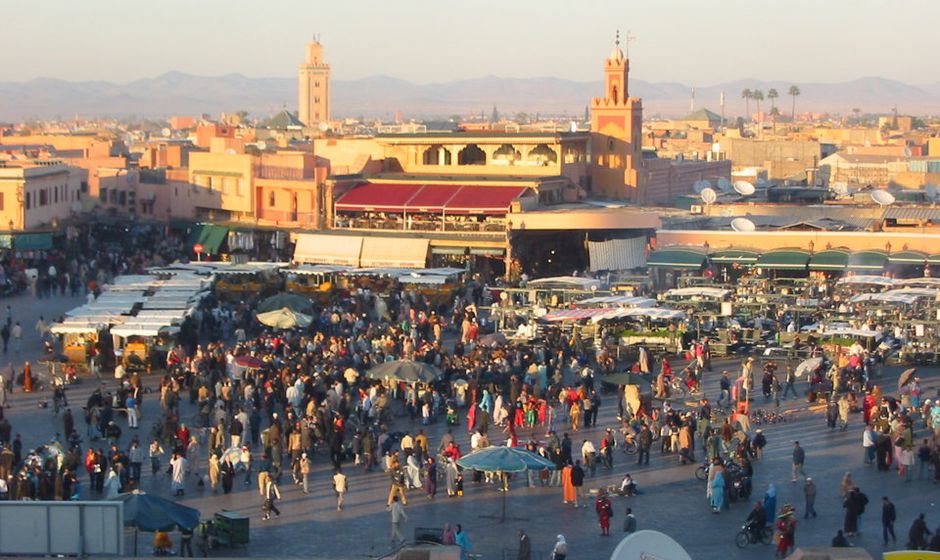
[454,525,472,560]
[764,483,778,520]
[551,535,567,560]
[103,467,121,498]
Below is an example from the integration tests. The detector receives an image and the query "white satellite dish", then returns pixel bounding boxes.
[717,177,733,192]
[317,122,330,133]
[731,217,756,232]
[692,180,708,194]
[256,141,267,151]
[700,187,717,204]
[225,149,237,155]
[870,190,895,206]
[161,127,171,137]
[610,530,692,560]
[733,181,756,196]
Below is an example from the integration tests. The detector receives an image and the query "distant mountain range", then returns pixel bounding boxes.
[1,71,938,121]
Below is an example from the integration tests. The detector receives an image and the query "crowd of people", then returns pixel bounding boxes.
[0,228,939,558]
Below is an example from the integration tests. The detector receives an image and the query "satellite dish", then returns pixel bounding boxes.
[225,149,237,155]
[733,181,756,196]
[70,201,83,213]
[700,187,717,204]
[317,122,330,133]
[731,217,756,232]
[256,141,267,151]
[161,127,171,137]
[717,177,732,192]
[870,190,895,206]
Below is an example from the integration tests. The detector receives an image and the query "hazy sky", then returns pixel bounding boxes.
[4,0,938,85]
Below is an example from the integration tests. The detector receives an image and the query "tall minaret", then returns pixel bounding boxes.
[298,38,331,127]
[590,31,644,201]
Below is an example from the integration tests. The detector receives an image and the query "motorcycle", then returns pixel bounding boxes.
[735,522,772,548]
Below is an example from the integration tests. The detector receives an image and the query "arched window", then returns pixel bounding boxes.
[422,145,452,165]
[493,144,520,164]
[457,144,486,165]
[528,144,558,165]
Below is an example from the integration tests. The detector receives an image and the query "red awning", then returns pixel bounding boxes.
[445,186,529,215]
[334,183,421,213]
[405,185,462,213]
[335,183,529,215]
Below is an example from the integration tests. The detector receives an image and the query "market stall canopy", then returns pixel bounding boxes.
[111,324,179,338]
[256,307,313,330]
[646,248,707,269]
[293,233,363,266]
[756,249,811,270]
[818,327,883,341]
[708,248,760,264]
[527,276,601,290]
[288,264,354,275]
[851,287,936,305]
[808,249,850,271]
[836,276,896,287]
[574,296,657,308]
[113,491,200,532]
[664,287,730,299]
[847,250,889,272]
[887,250,928,265]
[895,277,940,287]
[541,308,609,322]
[591,307,686,322]
[456,446,555,473]
[257,293,314,314]
[359,237,430,269]
[850,292,920,305]
[364,360,442,383]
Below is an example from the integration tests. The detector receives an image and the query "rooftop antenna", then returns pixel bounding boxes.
[624,30,636,57]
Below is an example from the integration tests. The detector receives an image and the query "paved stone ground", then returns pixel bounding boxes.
[1,289,937,559]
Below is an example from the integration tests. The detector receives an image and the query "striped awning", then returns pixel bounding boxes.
[847,250,889,271]
[646,248,706,269]
[709,248,759,264]
[888,250,928,264]
[808,249,850,271]
[756,250,810,270]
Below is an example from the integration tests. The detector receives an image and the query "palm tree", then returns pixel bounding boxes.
[741,89,753,121]
[770,107,781,133]
[788,85,801,119]
[767,88,779,111]
[752,90,764,119]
